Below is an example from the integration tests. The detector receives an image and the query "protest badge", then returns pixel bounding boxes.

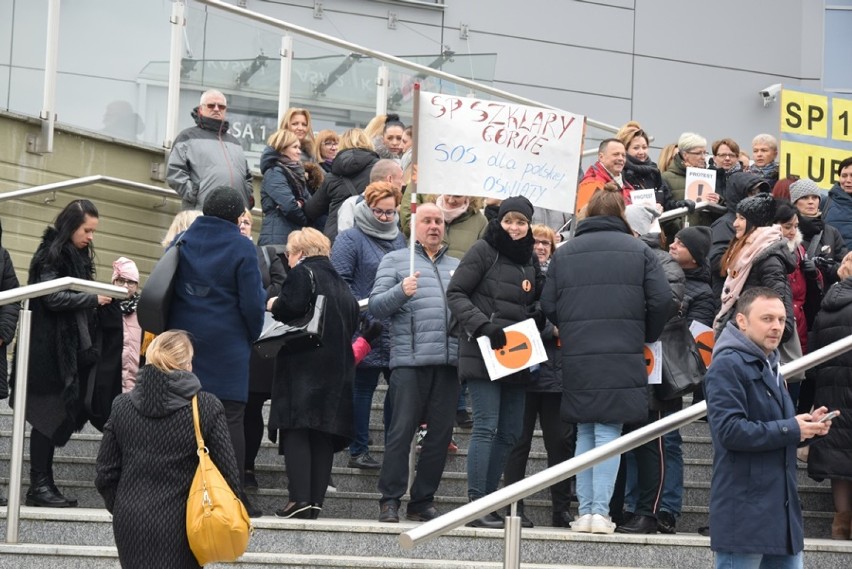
[645,342,662,385]
[689,320,715,367]
[684,168,717,203]
[477,318,548,381]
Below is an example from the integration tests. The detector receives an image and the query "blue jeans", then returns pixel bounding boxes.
[715,552,802,569]
[659,409,684,516]
[466,379,526,499]
[575,422,622,516]
[350,367,386,457]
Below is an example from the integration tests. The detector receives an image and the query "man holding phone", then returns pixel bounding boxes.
[705,287,834,569]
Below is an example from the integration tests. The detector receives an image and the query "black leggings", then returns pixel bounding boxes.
[243,392,269,471]
[280,429,334,505]
[30,428,55,475]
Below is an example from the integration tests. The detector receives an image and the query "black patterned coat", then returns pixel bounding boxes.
[95,366,241,569]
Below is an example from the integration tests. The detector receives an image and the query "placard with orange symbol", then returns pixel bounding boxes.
[690,321,715,367]
[645,341,662,385]
[477,318,548,381]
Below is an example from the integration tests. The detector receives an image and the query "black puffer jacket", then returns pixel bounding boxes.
[623,155,676,210]
[682,262,717,327]
[807,279,852,482]
[540,216,672,425]
[303,147,380,242]
[709,172,771,298]
[447,221,544,383]
[798,214,848,286]
[717,239,797,342]
[0,238,20,398]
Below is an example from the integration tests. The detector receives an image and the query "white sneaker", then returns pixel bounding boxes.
[590,513,616,534]
[569,513,592,532]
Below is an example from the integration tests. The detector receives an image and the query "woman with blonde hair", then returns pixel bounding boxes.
[96,330,242,568]
[259,128,313,246]
[267,227,359,518]
[281,107,316,162]
[161,210,202,248]
[331,181,406,469]
[304,128,380,242]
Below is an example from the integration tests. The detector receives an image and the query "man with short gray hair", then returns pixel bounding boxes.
[167,89,254,210]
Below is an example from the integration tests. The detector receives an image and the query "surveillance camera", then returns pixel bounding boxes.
[759,83,783,106]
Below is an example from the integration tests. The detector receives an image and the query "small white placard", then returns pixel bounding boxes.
[630,188,661,233]
[685,168,717,202]
[477,318,548,381]
[645,341,662,385]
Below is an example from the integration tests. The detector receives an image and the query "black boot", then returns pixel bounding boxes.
[47,472,77,507]
[26,472,75,507]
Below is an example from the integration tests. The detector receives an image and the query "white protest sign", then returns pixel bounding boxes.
[630,189,661,233]
[417,91,585,213]
[685,168,717,203]
[645,342,662,385]
[477,318,548,381]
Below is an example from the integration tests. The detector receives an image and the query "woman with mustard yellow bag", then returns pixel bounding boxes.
[96,330,247,568]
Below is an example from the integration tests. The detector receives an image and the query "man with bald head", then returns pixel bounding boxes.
[369,202,460,523]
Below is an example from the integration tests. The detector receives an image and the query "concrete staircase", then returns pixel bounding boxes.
[1,389,851,568]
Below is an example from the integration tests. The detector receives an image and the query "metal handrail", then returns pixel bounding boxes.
[400,333,852,552]
[197,0,619,136]
[0,175,174,203]
[0,278,129,544]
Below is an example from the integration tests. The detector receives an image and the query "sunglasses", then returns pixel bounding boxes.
[205,103,227,110]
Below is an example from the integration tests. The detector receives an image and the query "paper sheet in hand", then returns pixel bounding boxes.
[477,318,548,381]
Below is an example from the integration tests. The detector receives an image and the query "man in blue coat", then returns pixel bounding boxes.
[706,287,833,569]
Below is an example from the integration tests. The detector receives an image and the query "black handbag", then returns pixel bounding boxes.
[137,235,184,334]
[656,315,706,400]
[254,268,326,358]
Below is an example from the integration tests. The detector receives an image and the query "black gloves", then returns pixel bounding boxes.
[801,258,818,279]
[479,322,507,350]
[359,317,383,345]
[675,199,696,214]
[532,309,547,330]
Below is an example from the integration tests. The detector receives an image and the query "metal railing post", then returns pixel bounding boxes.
[503,502,521,569]
[376,65,389,116]
[165,0,186,152]
[5,300,31,543]
[277,36,294,127]
[1,278,129,544]
[35,0,62,154]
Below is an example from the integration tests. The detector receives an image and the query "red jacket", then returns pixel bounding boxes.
[576,162,634,212]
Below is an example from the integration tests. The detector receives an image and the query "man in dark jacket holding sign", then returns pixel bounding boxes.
[369,203,459,524]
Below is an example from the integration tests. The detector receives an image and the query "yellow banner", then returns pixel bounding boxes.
[781,90,829,138]
[780,141,851,189]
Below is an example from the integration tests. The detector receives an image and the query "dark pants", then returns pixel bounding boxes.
[377,365,458,512]
[280,428,334,505]
[221,400,246,485]
[503,391,575,513]
[30,428,54,476]
[243,391,268,471]
[611,411,664,518]
[351,367,387,457]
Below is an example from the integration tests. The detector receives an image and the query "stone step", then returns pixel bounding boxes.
[1,509,850,568]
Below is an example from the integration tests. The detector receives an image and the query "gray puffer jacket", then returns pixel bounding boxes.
[166,108,254,210]
[369,244,459,369]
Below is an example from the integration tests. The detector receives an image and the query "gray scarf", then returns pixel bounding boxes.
[353,199,399,240]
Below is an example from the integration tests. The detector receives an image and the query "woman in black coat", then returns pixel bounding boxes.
[447,196,544,529]
[238,210,287,490]
[808,257,852,540]
[96,330,242,569]
[267,227,359,519]
[14,199,116,508]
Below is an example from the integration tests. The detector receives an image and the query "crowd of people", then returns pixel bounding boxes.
[2,88,851,566]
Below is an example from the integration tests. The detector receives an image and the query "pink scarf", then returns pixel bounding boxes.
[436,195,470,223]
[713,225,782,334]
